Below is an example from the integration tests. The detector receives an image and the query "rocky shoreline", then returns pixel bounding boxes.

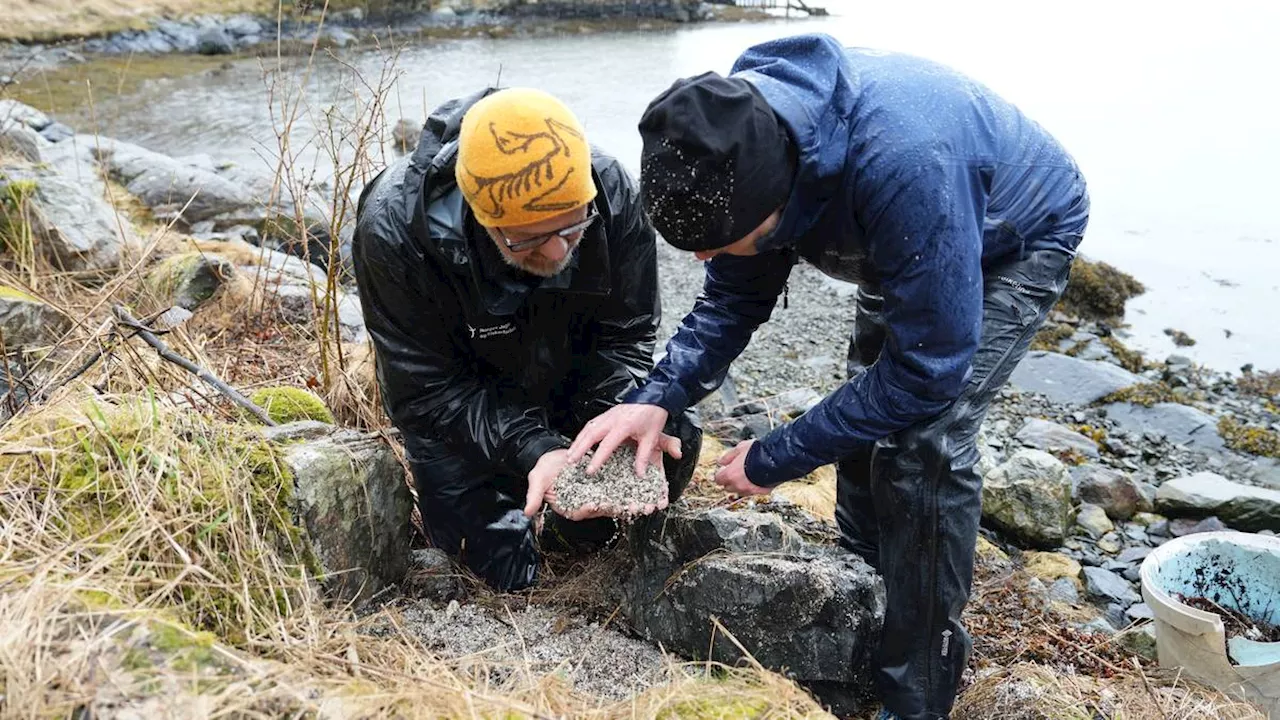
[1,1,764,82]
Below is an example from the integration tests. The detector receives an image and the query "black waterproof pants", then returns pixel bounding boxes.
[838,249,1074,719]
[409,411,702,592]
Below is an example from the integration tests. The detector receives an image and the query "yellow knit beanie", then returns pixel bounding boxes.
[455,88,598,228]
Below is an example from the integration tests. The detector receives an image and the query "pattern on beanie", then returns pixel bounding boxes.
[461,117,585,221]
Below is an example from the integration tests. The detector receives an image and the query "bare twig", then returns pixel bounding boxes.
[111,305,276,426]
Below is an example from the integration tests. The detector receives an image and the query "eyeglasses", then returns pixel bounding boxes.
[499,208,600,253]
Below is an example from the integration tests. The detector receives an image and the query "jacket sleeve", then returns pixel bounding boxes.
[625,249,794,414]
[567,165,660,423]
[352,194,567,477]
[746,163,985,487]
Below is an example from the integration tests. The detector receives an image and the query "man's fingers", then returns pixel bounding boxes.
[567,424,605,462]
[634,432,659,477]
[523,481,545,518]
[659,433,682,460]
[587,431,626,475]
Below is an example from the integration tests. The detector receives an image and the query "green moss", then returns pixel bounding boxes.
[658,695,772,719]
[1099,382,1181,408]
[1219,417,1280,458]
[248,386,335,425]
[1057,257,1145,320]
[6,54,239,116]
[1054,448,1089,467]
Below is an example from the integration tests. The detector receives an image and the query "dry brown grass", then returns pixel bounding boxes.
[953,662,1265,720]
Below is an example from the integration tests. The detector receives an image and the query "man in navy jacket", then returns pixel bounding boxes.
[565,34,1089,719]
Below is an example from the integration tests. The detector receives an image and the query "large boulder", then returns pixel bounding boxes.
[1,170,133,274]
[981,449,1074,548]
[0,286,72,350]
[1155,472,1280,532]
[624,503,884,715]
[1074,465,1149,520]
[0,100,52,132]
[264,422,412,603]
[91,139,258,225]
[1010,352,1147,406]
[1102,402,1226,456]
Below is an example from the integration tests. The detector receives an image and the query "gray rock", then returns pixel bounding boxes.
[1015,418,1099,459]
[1123,566,1142,583]
[982,450,1073,548]
[406,548,460,602]
[1076,503,1114,538]
[1082,567,1141,605]
[624,504,884,715]
[1010,351,1147,406]
[392,118,420,154]
[1048,577,1080,605]
[1119,624,1158,661]
[1105,603,1129,630]
[1103,402,1226,456]
[222,15,263,37]
[1,120,46,162]
[0,170,131,273]
[1075,465,1148,520]
[197,28,235,55]
[1168,516,1229,537]
[1156,472,1280,532]
[1097,533,1123,554]
[0,287,72,350]
[38,122,74,144]
[1148,518,1172,537]
[92,138,258,224]
[1117,546,1152,564]
[0,99,51,131]
[1077,617,1117,637]
[275,425,412,603]
[145,252,236,310]
[1126,603,1155,621]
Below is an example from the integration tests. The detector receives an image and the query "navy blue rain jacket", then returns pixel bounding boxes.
[626,33,1090,486]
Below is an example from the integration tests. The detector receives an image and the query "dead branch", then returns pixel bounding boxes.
[111,304,277,426]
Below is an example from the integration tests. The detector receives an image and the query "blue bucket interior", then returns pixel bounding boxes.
[1148,537,1280,627]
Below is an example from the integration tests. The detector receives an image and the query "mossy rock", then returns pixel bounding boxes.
[249,387,335,425]
[1057,257,1145,320]
[145,252,236,310]
[0,283,72,349]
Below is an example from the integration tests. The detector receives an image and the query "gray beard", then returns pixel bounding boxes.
[500,244,577,278]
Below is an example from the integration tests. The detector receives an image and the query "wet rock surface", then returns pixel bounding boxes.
[623,502,884,715]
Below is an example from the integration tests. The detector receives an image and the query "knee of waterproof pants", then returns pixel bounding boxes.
[407,443,540,593]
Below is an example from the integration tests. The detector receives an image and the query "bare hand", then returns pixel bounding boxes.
[524,448,570,517]
[567,403,681,477]
[713,440,771,497]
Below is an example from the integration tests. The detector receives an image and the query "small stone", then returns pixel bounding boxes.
[1097,533,1123,554]
[1122,567,1142,583]
[1148,518,1171,537]
[1076,503,1114,538]
[1126,603,1155,621]
[1048,577,1080,605]
[1015,418,1100,460]
[1075,465,1148,520]
[1083,567,1141,604]
[0,286,73,350]
[38,121,74,143]
[1077,617,1117,637]
[1119,624,1158,661]
[1169,516,1228,537]
[1131,511,1166,527]
[1117,546,1152,564]
[1123,524,1149,543]
[1106,603,1129,630]
[1023,551,1082,586]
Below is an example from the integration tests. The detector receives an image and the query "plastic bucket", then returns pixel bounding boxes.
[1140,530,1280,715]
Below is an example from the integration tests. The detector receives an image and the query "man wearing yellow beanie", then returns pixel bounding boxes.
[352,87,701,592]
